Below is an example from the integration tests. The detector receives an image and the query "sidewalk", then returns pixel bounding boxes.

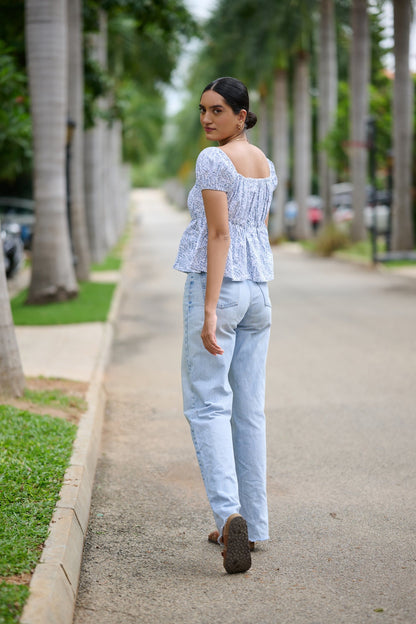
[10,270,120,383]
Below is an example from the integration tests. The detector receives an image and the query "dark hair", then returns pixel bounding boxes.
[202,77,257,130]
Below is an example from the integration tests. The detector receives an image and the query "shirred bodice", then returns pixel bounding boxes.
[173,146,278,282]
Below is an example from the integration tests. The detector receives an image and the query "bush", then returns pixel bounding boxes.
[313,224,350,257]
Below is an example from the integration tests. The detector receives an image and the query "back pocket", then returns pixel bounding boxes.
[257,282,272,307]
[200,274,239,309]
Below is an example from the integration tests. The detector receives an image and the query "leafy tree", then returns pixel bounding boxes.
[0,41,32,182]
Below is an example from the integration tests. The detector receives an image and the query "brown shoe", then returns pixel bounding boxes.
[221,514,251,574]
[208,529,255,551]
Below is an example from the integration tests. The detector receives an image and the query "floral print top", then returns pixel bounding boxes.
[174,147,278,282]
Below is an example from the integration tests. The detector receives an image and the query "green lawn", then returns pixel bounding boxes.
[0,405,77,622]
[0,583,29,624]
[11,281,116,325]
[91,228,130,272]
[22,386,87,413]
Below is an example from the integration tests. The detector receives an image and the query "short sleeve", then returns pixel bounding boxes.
[195,147,237,192]
[268,159,278,191]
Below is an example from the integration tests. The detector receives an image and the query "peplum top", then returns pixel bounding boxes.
[173,146,278,282]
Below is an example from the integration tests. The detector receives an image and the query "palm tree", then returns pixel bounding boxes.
[349,0,369,242]
[391,0,414,251]
[318,0,338,224]
[0,243,25,397]
[271,67,289,240]
[294,49,312,240]
[25,0,78,303]
[67,0,90,281]
[287,0,317,240]
[84,10,108,264]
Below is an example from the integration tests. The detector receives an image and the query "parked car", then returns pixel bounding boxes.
[331,184,392,235]
[284,196,323,239]
[0,197,35,249]
[332,183,353,224]
[1,221,24,278]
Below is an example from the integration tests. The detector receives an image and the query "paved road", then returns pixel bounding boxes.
[74,189,416,624]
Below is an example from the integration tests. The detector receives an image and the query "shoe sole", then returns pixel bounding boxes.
[222,515,251,574]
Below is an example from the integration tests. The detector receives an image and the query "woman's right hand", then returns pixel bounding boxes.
[201,310,224,356]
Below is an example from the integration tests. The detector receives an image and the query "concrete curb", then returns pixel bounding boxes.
[20,272,124,624]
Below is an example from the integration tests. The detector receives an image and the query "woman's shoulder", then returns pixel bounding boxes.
[196,146,233,167]
[196,147,237,176]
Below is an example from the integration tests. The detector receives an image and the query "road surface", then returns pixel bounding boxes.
[74,189,416,624]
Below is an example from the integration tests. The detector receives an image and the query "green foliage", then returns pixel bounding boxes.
[201,0,319,87]
[130,153,166,188]
[0,406,76,576]
[324,73,416,192]
[0,40,32,182]
[0,582,29,624]
[11,282,116,326]
[118,81,165,165]
[312,223,350,256]
[83,52,114,129]
[161,94,207,180]
[84,0,197,133]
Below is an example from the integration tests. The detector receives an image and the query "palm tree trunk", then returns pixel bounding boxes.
[318,0,337,224]
[0,242,25,397]
[349,0,369,242]
[109,120,128,242]
[294,50,312,240]
[67,0,90,281]
[391,0,414,251]
[270,68,289,241]
[25,0,78,303]
[258,83,269,155]
[84,10,109,264]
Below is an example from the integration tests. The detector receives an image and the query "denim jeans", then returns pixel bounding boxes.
[181,272,271,542]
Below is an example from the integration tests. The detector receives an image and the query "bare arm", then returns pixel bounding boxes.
[201,189,230,355]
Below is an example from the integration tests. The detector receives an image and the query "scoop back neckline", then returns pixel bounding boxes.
[216,147,272,181]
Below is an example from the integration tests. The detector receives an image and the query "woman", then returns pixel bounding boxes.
[174,77,277,574]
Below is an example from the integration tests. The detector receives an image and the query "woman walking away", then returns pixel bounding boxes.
[174,77,277,574]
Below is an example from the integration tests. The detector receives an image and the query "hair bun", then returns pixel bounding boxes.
[245,111,257,129]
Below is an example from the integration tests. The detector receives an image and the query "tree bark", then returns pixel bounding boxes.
[294,51,312,240]
[391,0,414,251]
[258,83,269,155]
[67,0,91,280]
[318,0,337,224]
[270,68,289,241]
[0,241,25,397]
[84,11,109,264]
[25,0,78,303]
[349,0,369,242]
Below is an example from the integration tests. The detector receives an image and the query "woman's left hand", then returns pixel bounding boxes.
[201,310,224,355]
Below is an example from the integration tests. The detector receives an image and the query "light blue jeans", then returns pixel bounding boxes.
[181,272,271,542]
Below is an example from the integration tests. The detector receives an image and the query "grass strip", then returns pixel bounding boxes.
[91,228,130,272]
[10,281,116,326]
[383,259,416,268]
[91,255,121,271]
[0,406,77,577]
[0,583,29,624]
[22,387,87,413]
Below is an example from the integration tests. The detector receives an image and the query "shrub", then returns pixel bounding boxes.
[314,224,350,257]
